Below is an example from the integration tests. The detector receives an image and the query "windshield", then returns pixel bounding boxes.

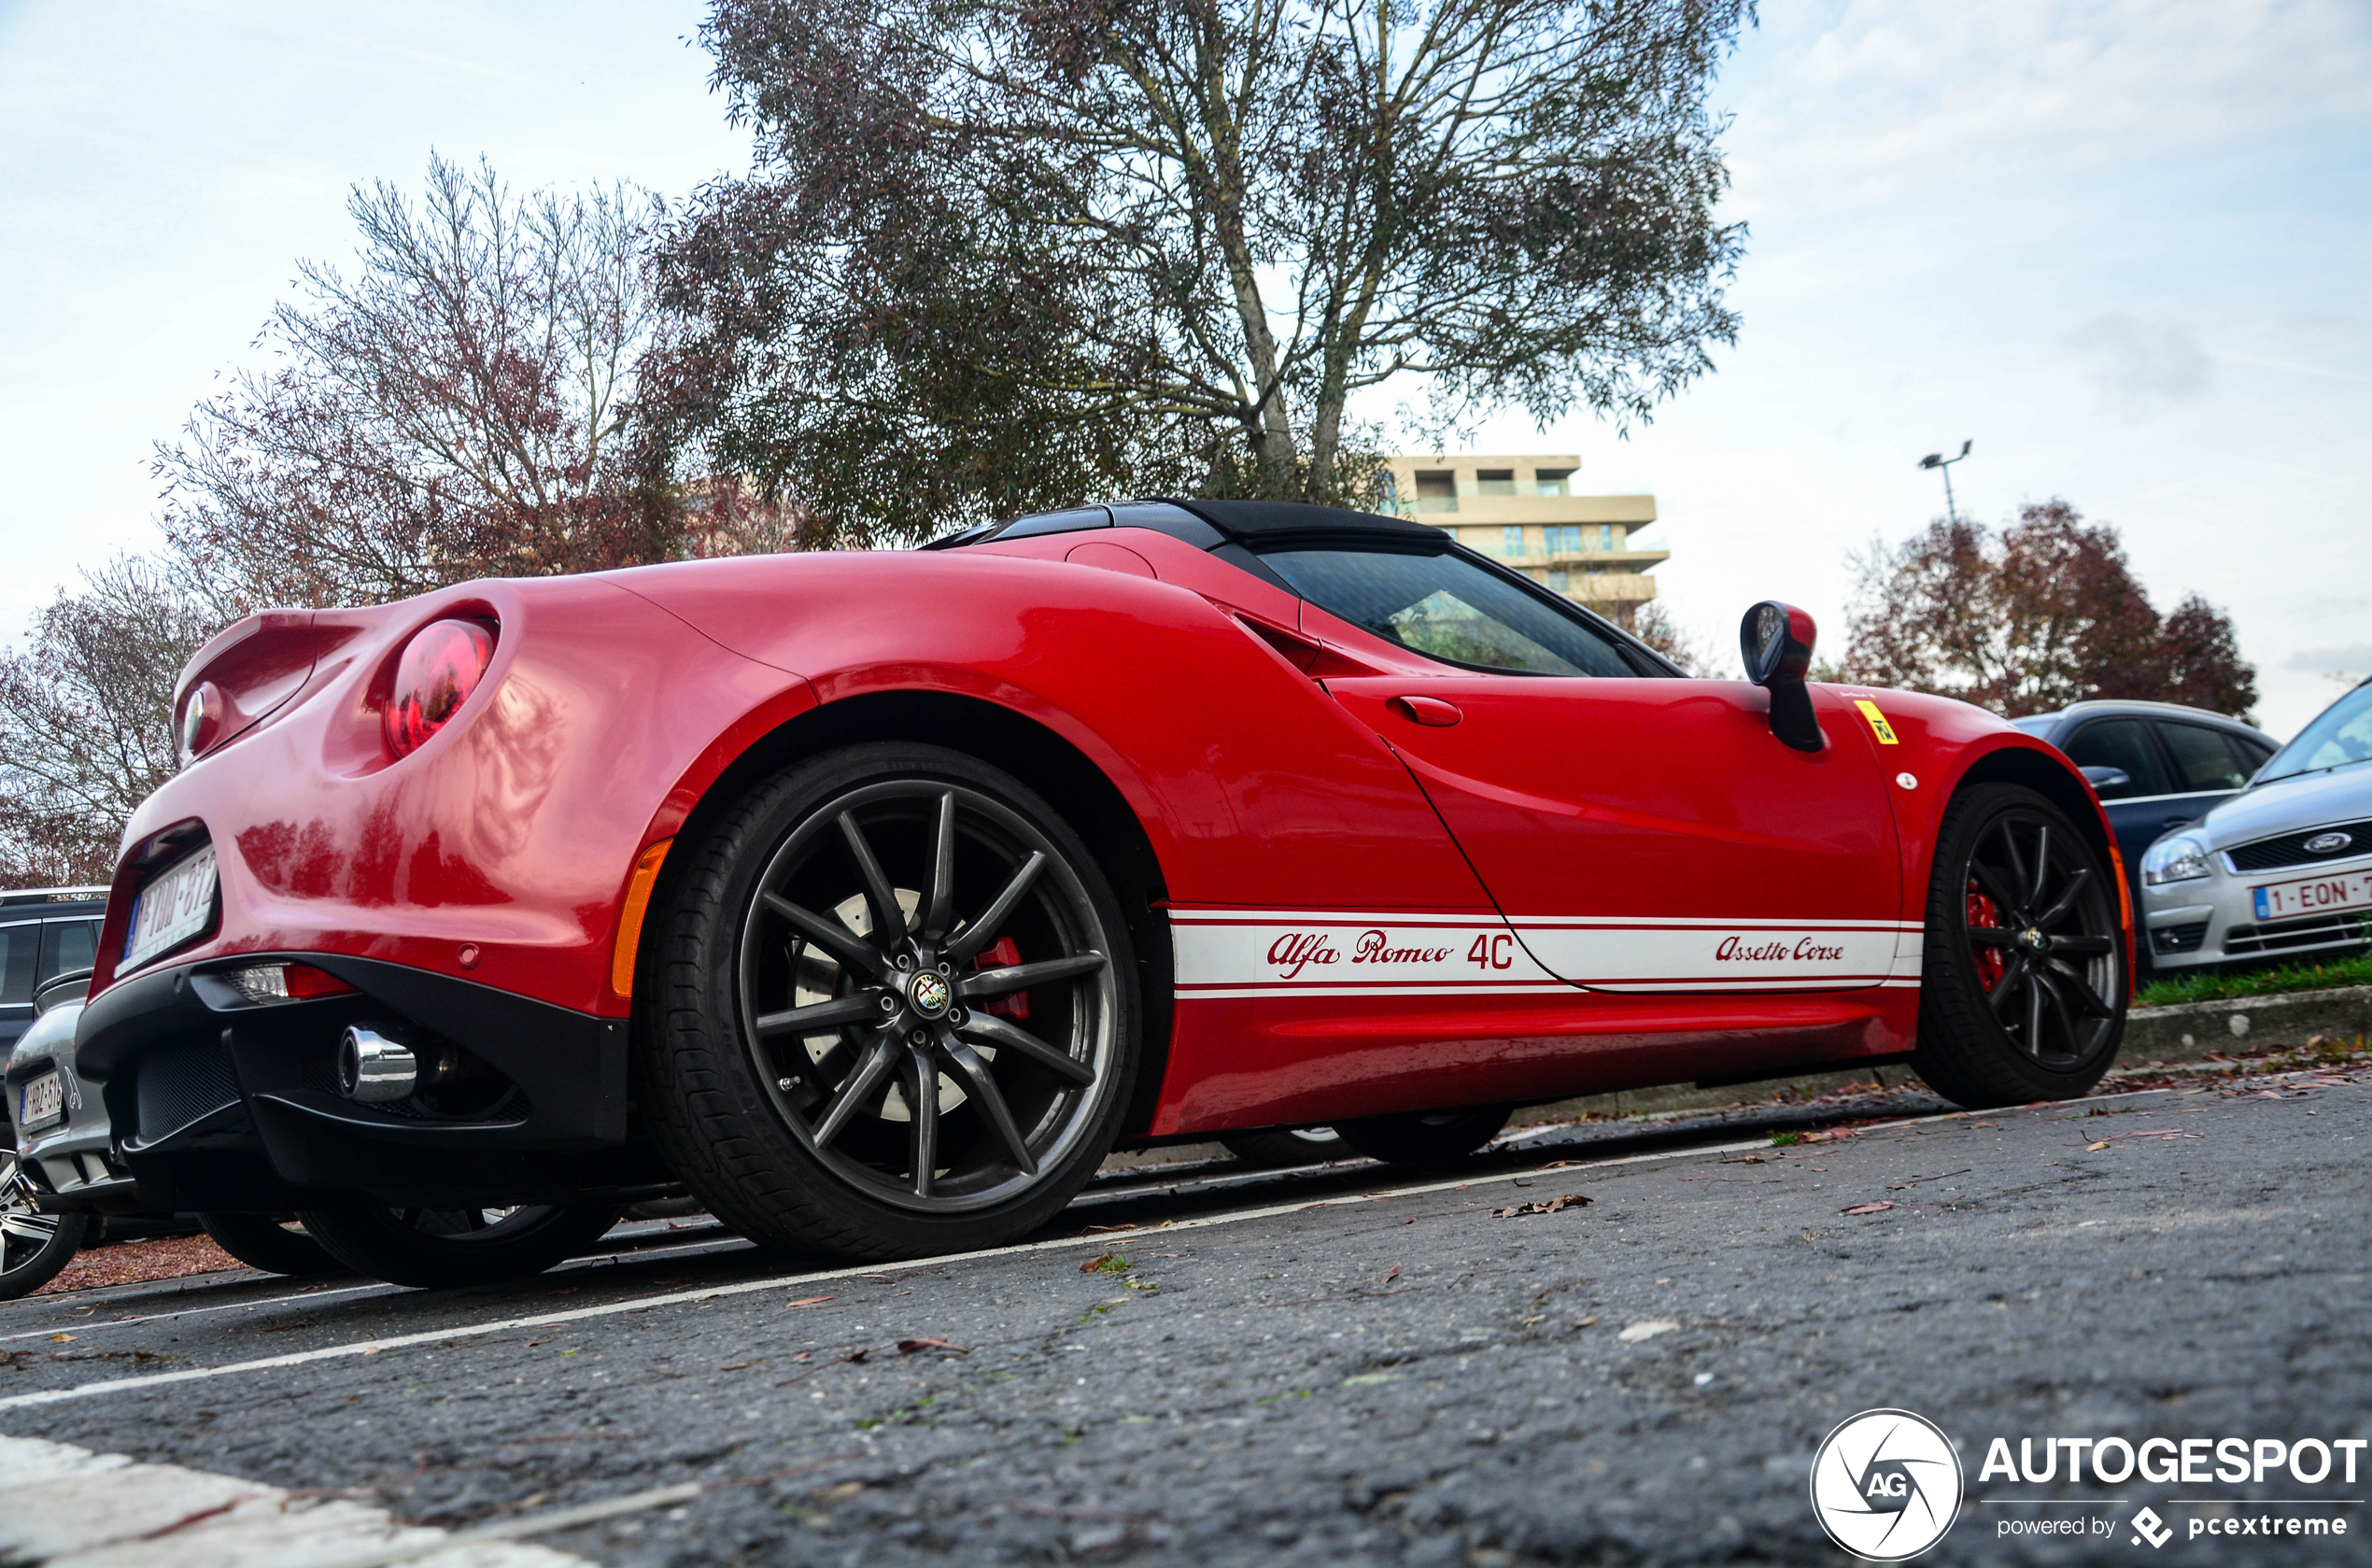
[2257,681,2372,784]
[1256,544,1639,677]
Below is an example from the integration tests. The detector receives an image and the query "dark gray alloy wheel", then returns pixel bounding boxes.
[0,1151,88,1300]
[293,1203,620,1290]
[638,744,1137,1261]
[1913,783,2125,1108]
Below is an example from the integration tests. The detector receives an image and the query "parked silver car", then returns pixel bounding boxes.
[2139,677,2372,970]
[2,968,120,1295]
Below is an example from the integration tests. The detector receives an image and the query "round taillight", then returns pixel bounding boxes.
[179,682,226,764]
[384,619,496,759]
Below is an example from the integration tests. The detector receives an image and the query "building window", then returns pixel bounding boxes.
[1534,467,1574,496]
[1545,526,1581,556]
[1502,526,1525,556]
[1414,471,1458,513]
[1595,524,1614,551]
[1547,570,1569,592]
[1475,468,1516,496]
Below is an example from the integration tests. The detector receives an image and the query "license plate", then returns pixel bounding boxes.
[123,843,219,973]
[2252,869,2372,922]
[19,1071,63,1132]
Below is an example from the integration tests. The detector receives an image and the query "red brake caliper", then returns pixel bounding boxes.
[1966,881,2005,992]
[976,937,1028,1020]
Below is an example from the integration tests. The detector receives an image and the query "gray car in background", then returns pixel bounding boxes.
[2138,677,2372,971]
[2010,702,2277,960]
[1,886,106,1057]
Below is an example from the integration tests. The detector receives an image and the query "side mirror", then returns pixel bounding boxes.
[1740,600,1822,752]
[2079,765,2132,797]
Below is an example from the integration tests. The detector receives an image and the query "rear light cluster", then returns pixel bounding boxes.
[220,961,359,1006]
[384,618,496,759]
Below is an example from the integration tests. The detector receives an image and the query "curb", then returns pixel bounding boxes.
[2122,982,2372,1063]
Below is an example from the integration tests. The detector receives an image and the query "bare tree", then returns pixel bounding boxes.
[0,559,221,886]
[1621,600,1715,676]
[154,155,711,611]
[657,0,1750,540]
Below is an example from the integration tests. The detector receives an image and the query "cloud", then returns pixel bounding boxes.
[1723,0,2372,215]
[2286,643,2372,684]
[2061,313,2213,407]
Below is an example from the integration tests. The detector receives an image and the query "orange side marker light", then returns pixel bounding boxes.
[611,839,674,998]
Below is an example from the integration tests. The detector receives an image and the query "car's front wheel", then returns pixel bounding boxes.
[292,1204,620,1290]
[1912,783,2126,1108]
[636,743,1139,1261]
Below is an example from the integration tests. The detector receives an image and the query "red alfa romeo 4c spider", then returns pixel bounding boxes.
[76,500,2130,1285]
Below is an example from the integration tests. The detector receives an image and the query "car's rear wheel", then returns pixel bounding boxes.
[1,1153,88,1301]
[197,1212,343,1277]
[292,1203,620,1290]
[1221,1126,1348,1167]
[1336,1107,1511,1165]
[636,743,1139,1262]
[1912,783,2125,1108]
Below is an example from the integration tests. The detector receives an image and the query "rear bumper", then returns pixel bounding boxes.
[76,954,643,1210]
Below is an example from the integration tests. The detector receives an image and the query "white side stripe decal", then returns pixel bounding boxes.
[1169,909,1927,997]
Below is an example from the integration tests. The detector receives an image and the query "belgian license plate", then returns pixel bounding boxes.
[123,843,219,973]
[2252,869,2372,922]
[19,1071,63,1131]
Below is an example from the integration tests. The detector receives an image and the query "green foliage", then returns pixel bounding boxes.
[2135,949,2372,1009]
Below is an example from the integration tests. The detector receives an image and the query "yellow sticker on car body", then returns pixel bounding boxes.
[1854,699,1899,745]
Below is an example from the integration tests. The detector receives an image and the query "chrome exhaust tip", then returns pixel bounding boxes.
[338,1025,417,1102]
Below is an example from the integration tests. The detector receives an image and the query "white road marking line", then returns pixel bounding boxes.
[0,1134,1786,1411]
[0,1088,2192,1408]
[0,1232,745,1346]
[0,1431,592,1567]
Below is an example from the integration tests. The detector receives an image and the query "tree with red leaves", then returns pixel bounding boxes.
[654,0,1753,543]
[1839,500,2256,719]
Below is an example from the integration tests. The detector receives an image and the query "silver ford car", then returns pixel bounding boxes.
[2138,677,2372,970]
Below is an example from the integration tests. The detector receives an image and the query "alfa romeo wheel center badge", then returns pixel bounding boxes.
[907,970,952,1018]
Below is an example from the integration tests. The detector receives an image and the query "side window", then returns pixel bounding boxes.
[2062,719,2172,799]
[2233,734,2275,774]
[0,922,38,1007]
[1255,545,1639,676]
[2159,722,2252,793]
[37,919,100,984]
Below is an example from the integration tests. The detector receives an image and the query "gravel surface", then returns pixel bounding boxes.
[2,1057,2365,1566]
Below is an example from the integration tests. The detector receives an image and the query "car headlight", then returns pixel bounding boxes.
[2142,836,2212,885]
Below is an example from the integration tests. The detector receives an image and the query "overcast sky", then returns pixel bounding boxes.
[3,0,2366,737]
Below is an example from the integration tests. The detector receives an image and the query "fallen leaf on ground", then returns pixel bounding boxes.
[897,1337,968,1355]
[1342,1372,1400,1387]
[1538,1160,1574,1169]
[784,1295,835,1308]
[1080,1250,1122,1273]
[1617,1320,1677,1343]
[1841,1201,1895,1215]
[1493,1194,1591,1218]
[1084,1222,1139,1233]
[2086,1140,2111,1151]
[1379,1264,1402,1286]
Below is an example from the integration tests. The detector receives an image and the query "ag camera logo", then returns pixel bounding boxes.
[1810,1409,1964,1561]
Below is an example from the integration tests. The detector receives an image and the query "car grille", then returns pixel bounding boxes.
[2225,818,2372,873]
[134,1035,243,1143]
[2221,910,2372,957]
[2150,923,2209,955]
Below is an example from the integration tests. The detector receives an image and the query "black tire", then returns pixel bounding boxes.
[197,1212,345,1277]
[293,1203,621,1290]
[1912,783,2126,1109]
[636,742,1139,1262]
[1336,1106,1511,1165]
[0,1153,88,1301]
[1221,1127,1348,1167]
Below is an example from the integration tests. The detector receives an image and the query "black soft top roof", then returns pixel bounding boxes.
[1163,498,1440,544]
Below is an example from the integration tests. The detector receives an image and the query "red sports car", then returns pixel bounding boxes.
[77,501,2130,1285]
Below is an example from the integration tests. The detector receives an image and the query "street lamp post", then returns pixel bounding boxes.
[1917,440,1972,521]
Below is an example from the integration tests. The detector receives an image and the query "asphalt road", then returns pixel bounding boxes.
[1,1064,2365,1567]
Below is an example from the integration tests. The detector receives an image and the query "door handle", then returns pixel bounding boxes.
[1389,695,1462,727]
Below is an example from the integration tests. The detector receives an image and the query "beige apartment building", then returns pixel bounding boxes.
[1381,454,1663,622]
